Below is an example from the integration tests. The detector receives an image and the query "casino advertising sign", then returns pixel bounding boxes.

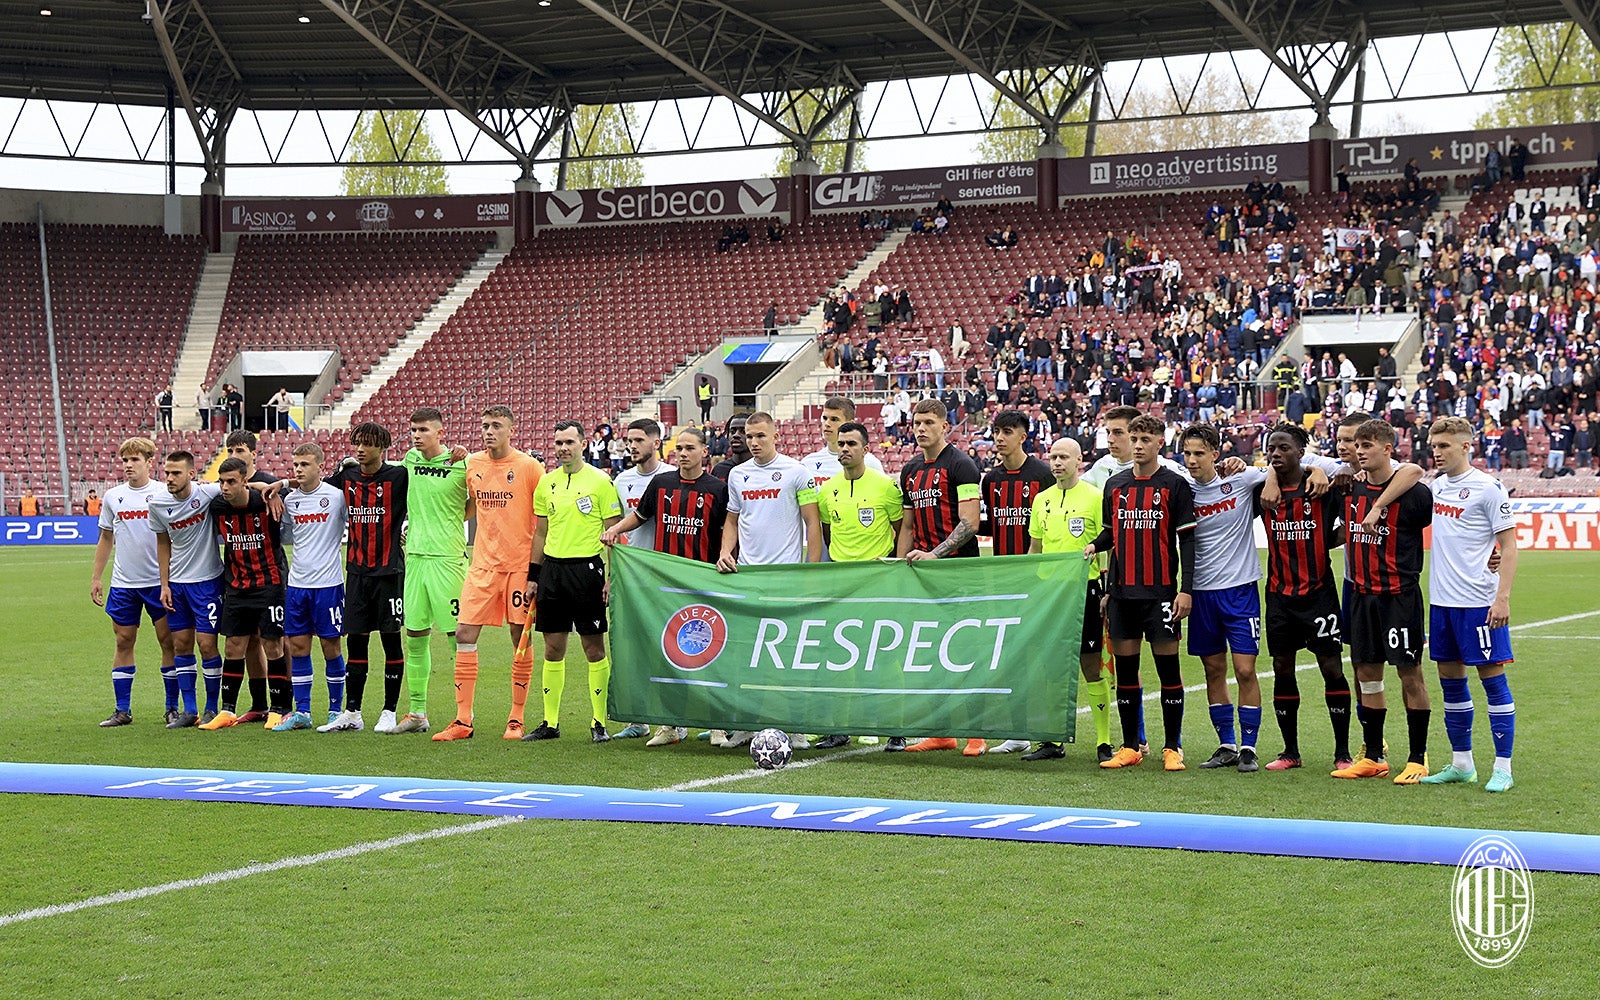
[222,195,512,233]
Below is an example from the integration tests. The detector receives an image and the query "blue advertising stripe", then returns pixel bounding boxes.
[1,762,1595,875]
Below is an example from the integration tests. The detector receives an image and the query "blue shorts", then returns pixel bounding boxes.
[1429,605,1513,667]
[167,578,223,634]
[106,585,167,628]
[1187,583,1262,657]
[285,584,346,639]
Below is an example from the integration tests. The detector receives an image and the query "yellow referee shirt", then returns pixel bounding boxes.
[1028,480,1102,579]
[534,464,622,558]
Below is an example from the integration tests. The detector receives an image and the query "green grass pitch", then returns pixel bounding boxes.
[1,546,1596,998]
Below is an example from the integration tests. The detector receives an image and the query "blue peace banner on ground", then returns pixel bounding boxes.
[2,762,1596,875]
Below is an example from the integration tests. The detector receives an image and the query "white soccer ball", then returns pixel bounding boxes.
[749,728,792,770]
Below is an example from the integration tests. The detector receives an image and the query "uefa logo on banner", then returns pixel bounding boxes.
[661,604,727,670]
[1452,835,1533,968]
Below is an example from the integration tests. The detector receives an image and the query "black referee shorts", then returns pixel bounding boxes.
[219,584,286,640]
[1079,578,1105,655]
[535,556,608,636]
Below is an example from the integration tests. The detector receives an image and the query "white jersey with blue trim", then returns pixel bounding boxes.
[1189,468,1267,590]
[100,480,164,588]
[614,462,666,551]
[283,482,348,589]
[1084,453,1186,489]
[1429,468,1516,608]
[148,481,224,584]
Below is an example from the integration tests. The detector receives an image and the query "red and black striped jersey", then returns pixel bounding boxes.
[635,470,728,564]
[1100,467,1196,598]
[208,490,287,590]
[1255,481,1343,596]
[1345,479,1432,594]
[328,463,407,576]
[982,457,1053,556]
[900,445,982,558]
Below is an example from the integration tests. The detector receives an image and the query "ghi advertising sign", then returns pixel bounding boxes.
[811,162,1037,211]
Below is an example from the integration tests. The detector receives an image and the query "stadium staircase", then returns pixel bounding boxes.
[170,250,234,431]
[329,246,508,426]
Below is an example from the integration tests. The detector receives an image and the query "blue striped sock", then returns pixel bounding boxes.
[1482,673,1514,762]
[159,663,179,711]
[290,655,314,714]
[1440,675,1474,752]
[1209,703,1236,747]
[174,655,198,714]
[112,664,135,712]
[1238,705,1262,751]
[201,657,223,714]
[325,654,346,713]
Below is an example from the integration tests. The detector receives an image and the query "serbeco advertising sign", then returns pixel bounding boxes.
[222,196,512,233]
[1335,122,1600,178]
[812,162,1036,210]
[536,177,788,226]
[1063,142,1307,194]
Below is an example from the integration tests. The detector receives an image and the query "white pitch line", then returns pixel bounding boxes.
[0,815,522,929]
[1518,635,1600,640]
[7,606,1596,928]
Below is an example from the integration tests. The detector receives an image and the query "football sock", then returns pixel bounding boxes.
[1440,675,1474,771]
[1274,669,1301,756]
[1405,708,1431,765]
[246,676,268,714]
[221,658,246,713]
[1362,706,1387,761]
[1355,701,1370,743]
[588,656,612,728]
[1483,672,1515,771]
[382,630,405,713]
[290,655,314,714]
[267,656,291,713]
[200,656,222,714]
[1238,705,1261,751]
[510,646,534,723]
[345,632,369,712]
[159,663,179,711]
[453,645,479,725]
[1323,674,1351,759]
[1085,674,1113,747]
[112,663,135,713]
[1209,702,1236,748]
[403,632,432,715]
[1114,653,1142,750]
[1154,653,1183,750]
[174,654,198,714]
[542,659,566,727]
[325,654,346,714]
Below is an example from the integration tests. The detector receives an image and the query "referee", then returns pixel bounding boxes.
[522,420,623,743]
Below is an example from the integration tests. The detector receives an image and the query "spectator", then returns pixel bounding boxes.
[225,383,244,431]
[84,488,101,516]
[696,375,715,422]
[1508,137,1528,182]
[196,384,211,431]
[1502,419,1529,469]
[19,487,39,516]
[156,386,174,433]
[268,387,293,432]
[762,303,778,336]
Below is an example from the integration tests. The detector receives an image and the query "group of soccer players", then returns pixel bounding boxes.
[92,395,1522,792]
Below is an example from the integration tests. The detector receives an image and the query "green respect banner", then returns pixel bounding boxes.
[607,545,1087,741]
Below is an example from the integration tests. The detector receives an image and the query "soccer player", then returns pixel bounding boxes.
[1332,419,1435,783]
[802,396,886,487]
[981,409,1053,754]
[1083,405,1187,488]
[395,408,473,735]
[813,420,903,749]
[716,411,822,748]
[710,412,751,482]
[1419,417,1520,793]
[197,458,291,729]
[318,422,408,733]
[90,437,176,726]
[222,430,281,723]
[607,417,665,741]
[602,426,730,746]
[274,442,349,731]
[433,406,543,742]
[523,420,623,743]
[1024,437,1112,762]
[1180,424,1268,773]
[897,398,984,755]
[1254,423,1355,771]
[151,450,226,727]
[1090,414,1197,771]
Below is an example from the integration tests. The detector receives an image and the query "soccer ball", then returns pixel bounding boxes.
[749,728,792,770]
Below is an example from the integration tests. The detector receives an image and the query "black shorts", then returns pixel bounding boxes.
[1105,593,1181,644]
[1265,586,1344,658]
[1079,578,1105,655]
[1346,587,1425,667]
[345,573,403,634]
[219,585,286,640]
[535,557,608,636]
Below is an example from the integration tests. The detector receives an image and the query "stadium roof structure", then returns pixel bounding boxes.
[0,0,1590,174]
